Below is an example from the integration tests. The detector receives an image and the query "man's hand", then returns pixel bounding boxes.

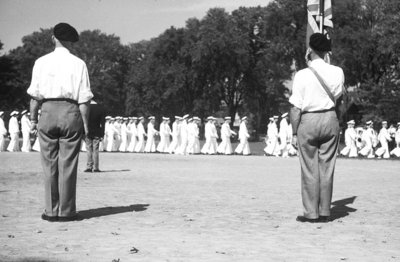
[30,121,38,136]
[291,134,298,150]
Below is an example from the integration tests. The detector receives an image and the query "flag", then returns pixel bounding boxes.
[306,0,333,47]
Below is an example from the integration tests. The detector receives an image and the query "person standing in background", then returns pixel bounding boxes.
[7,111,21,152]
[21,110,32,152]
[234,116,251,155]
[0,111,7,151]
[84,100,105,172]
[28,23,93,222]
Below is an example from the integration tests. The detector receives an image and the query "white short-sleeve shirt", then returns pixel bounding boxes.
[289,58,344,112]
[27,47,93,104]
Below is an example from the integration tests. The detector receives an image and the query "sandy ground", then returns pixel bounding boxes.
[0,148,400,262]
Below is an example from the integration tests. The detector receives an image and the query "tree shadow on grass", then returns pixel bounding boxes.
[329,196,357,221]
[77,204,149,220]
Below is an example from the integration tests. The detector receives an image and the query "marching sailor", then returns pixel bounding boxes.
[217,116,237,155]
[234,116,251,155]
[340,120,358,157]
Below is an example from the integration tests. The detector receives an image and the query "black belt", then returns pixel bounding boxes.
[41,98,78,105]
[302,107,335,115]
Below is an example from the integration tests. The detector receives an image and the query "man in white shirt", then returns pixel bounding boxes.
[21,110,32,152]
[290,33,344,223]
[28,23,93,222]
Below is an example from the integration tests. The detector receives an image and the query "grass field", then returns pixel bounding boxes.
[0,145,400,262]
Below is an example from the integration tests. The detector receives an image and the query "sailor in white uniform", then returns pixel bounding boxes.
[340,120,358,157]
[168,116,181,154]
[176,114,189,155]
[390,122,400,157]
[157,117,172,153]
[144,116,158,153]
[7,111,21,152]
[135,117,147,153]
[217,116,237,155]
[201,116,213,154]
[127,117,138,152]
[278,112,291,157]
[0,111,8,152]
[21,110,32,152]
[234,116,251,155]
[359,121,376,158]
[264,116,280,156]
[375,121,392,158]
[118,117,129,152]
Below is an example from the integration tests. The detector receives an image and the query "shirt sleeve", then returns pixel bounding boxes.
[289,72,303,109]
[26,60,42,100]
[333,67,345,99]
[77,63,94,104]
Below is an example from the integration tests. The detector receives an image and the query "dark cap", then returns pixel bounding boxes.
[309,33,331,52]
[53,23,79,42]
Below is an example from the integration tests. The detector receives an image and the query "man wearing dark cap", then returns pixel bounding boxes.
[27,23,93,222]
[289,33,344,223]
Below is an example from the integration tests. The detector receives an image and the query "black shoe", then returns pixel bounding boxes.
[58,214,81,222]
[92,169,101,173]
[41,213,58,222]
[296,216,319,223]
[83,168,92,173]
[318,216,330,222]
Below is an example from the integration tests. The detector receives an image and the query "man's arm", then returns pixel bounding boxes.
[289,106,302,149]
[79,101,90,135]
[29,98,40,135]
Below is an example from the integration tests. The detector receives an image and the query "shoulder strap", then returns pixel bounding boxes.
[308,67,336,105]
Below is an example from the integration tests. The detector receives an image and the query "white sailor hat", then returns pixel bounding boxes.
[132,117,138,120]
[397,122,400,126]
[207,116,213,121]
[188,118,193,122]
[382,121,387,124]
[10,111,16,116]
[273,115,279,119]
[269,117,274,121]
[123,117,128,120]
[162,117,169,121]
[281,112,288,118]
[110,117,115,121]
[193,116,200,121]
[182,114,189,119]
[347,120,355,125]
[366,120,373,125]
[21,110,28,115]
[241,116,247,121]
[148,116,155,120]
[0,111,4,116]
[139,116,144,120]
[105,116,111,120]
[224,116,231,120]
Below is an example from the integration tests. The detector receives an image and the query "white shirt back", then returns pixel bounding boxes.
[289,59,344,112]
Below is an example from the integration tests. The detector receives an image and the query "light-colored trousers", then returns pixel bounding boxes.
[85,137,100,170]
[297,110,340,219]
[38,101,83,218]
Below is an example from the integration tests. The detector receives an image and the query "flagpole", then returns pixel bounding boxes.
[319,0,325,33]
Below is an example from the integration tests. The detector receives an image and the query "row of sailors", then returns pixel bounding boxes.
[340,120,400,159]
[92,114,251,155]
[263,113,298,158]
[0,110,40,152]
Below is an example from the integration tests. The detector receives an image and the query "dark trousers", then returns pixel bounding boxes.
[38,101,83,217]
[85,136,100,170]
[297,110,340,219]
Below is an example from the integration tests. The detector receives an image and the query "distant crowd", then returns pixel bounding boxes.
[1,110,400,159]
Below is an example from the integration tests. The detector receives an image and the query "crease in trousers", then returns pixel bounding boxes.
[297,110,340,219]
[38,101,83,217]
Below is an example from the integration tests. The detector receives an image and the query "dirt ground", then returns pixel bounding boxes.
[0,147,399,262]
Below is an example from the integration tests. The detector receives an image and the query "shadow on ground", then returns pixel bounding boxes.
[329,196,357,221]
[78,204,149,220]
